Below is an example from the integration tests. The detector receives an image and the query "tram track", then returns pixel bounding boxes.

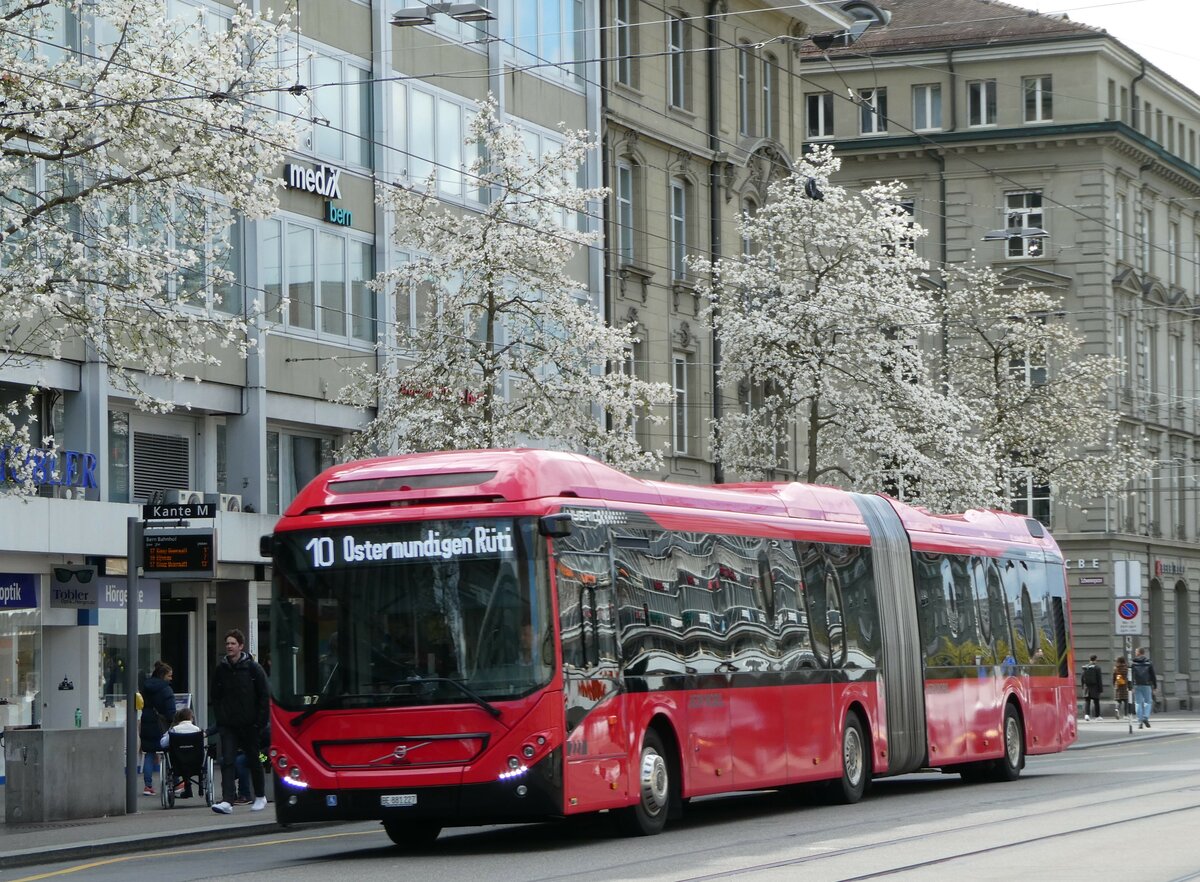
[521,754,1200,882]
[662,776,1200,881]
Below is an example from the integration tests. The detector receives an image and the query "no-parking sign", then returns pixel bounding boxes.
[1115,597,1142,635]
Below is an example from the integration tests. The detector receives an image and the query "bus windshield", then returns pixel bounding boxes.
[270,517,552,711]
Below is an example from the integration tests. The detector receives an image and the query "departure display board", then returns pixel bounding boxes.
[143,529,216,577]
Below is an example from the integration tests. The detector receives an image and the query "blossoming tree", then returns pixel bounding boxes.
[338,100,670,472]
[0,0,294,487]
[694,146,993,510]
[940,264,1150,512]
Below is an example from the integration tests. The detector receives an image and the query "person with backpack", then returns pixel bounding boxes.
[138,661,176,796]
[1112,656,1130,720]
[1080,655,1103,721]
[1131,646,1158,729]
[210,629,270,815]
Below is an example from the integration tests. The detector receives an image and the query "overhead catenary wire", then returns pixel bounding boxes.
[6,3,1200,356]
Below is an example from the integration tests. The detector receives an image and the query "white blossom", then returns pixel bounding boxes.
[694,146,993,509]
[338,99,671,471]
[0,0,295,486]
[940,264,1151,510]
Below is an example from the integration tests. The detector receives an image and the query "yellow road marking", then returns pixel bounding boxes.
[9,828,381,882]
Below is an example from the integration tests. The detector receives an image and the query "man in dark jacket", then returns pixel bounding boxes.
[211,629,270,814]
[1131,646,1158,729]
[1080,655,1103,721]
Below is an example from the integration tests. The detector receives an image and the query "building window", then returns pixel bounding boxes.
[614,0,636,86]
[1005,190,1044,258]
[1169,221,1180,286]
[668,14,690,110]
[1115,196,1126,263]
[741,198,757,258]
[1169,334,1183,410]
[1194,235,1200,294]
[806,92,834,138]
[859,88,887,135]
[501,0,587,87]
[1011,475,1050,526]
[669,177,689,281]
[762,53,778,139]
[737,43,755,136]
[913,83,942,131]
[616,161,635,264]
[266,430,335,515]
[1023,75,1052,123]
[1139,206,1151,272]
[260,217,375,342]
[1117,313,1134,393]
[281,44,372,167]
[672,353,690,454]
[967,79,997,127]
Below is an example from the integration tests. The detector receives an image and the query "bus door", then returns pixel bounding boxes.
[554,508,625,812]
[794,542,839,776]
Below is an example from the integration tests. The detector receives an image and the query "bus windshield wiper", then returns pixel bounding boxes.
[407,676,505,723]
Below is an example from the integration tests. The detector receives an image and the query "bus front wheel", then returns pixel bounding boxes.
[618,729,672,836]
[382,819,442,849]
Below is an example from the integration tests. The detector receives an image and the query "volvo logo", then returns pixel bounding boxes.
[393,745,408,760]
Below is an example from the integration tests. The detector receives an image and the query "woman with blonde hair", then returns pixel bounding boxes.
[1112,656,1130,721]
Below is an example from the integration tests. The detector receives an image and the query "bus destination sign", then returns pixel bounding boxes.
[143,529,216,577]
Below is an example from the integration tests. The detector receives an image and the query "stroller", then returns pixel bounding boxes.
[160,727,215,808]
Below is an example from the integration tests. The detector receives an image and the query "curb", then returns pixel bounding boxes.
[0,819,287,871]
[1067,729,1189,750]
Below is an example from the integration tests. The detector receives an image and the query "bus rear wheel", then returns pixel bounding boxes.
[829,712,869,804]
[618,729,672,836]
[991,704,1024,782]
[382,819,442,849]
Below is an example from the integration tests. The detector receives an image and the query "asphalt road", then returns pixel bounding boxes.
[12,732,1200,882]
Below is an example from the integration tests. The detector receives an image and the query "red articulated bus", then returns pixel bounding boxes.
[262,449,1076,846]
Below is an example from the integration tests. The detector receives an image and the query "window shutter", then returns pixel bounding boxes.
[132,431,191,502]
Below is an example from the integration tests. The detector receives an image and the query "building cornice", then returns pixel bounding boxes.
[819,121,1200,196]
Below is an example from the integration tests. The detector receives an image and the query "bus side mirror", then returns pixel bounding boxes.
[259,535,274,557]
[538,513,574,538]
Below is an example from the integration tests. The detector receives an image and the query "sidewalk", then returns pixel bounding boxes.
[1069,707,1200,749]
[0,782,295,871]
[2,711,1197,871]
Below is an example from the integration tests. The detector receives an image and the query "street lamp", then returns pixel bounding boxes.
[391,3,494,27]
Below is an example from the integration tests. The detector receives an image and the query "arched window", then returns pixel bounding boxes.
[741,198,757,258]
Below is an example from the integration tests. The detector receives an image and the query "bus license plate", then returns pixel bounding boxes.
[381,794,418,807]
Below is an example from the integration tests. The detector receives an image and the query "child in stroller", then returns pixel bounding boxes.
[159,708,215,808]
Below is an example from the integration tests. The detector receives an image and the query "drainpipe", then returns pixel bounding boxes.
[708,1,723,483]
[600,1,613,334]
[1130,59,1146,131]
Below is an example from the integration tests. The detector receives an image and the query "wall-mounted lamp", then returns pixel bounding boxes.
[392,3,495,27]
